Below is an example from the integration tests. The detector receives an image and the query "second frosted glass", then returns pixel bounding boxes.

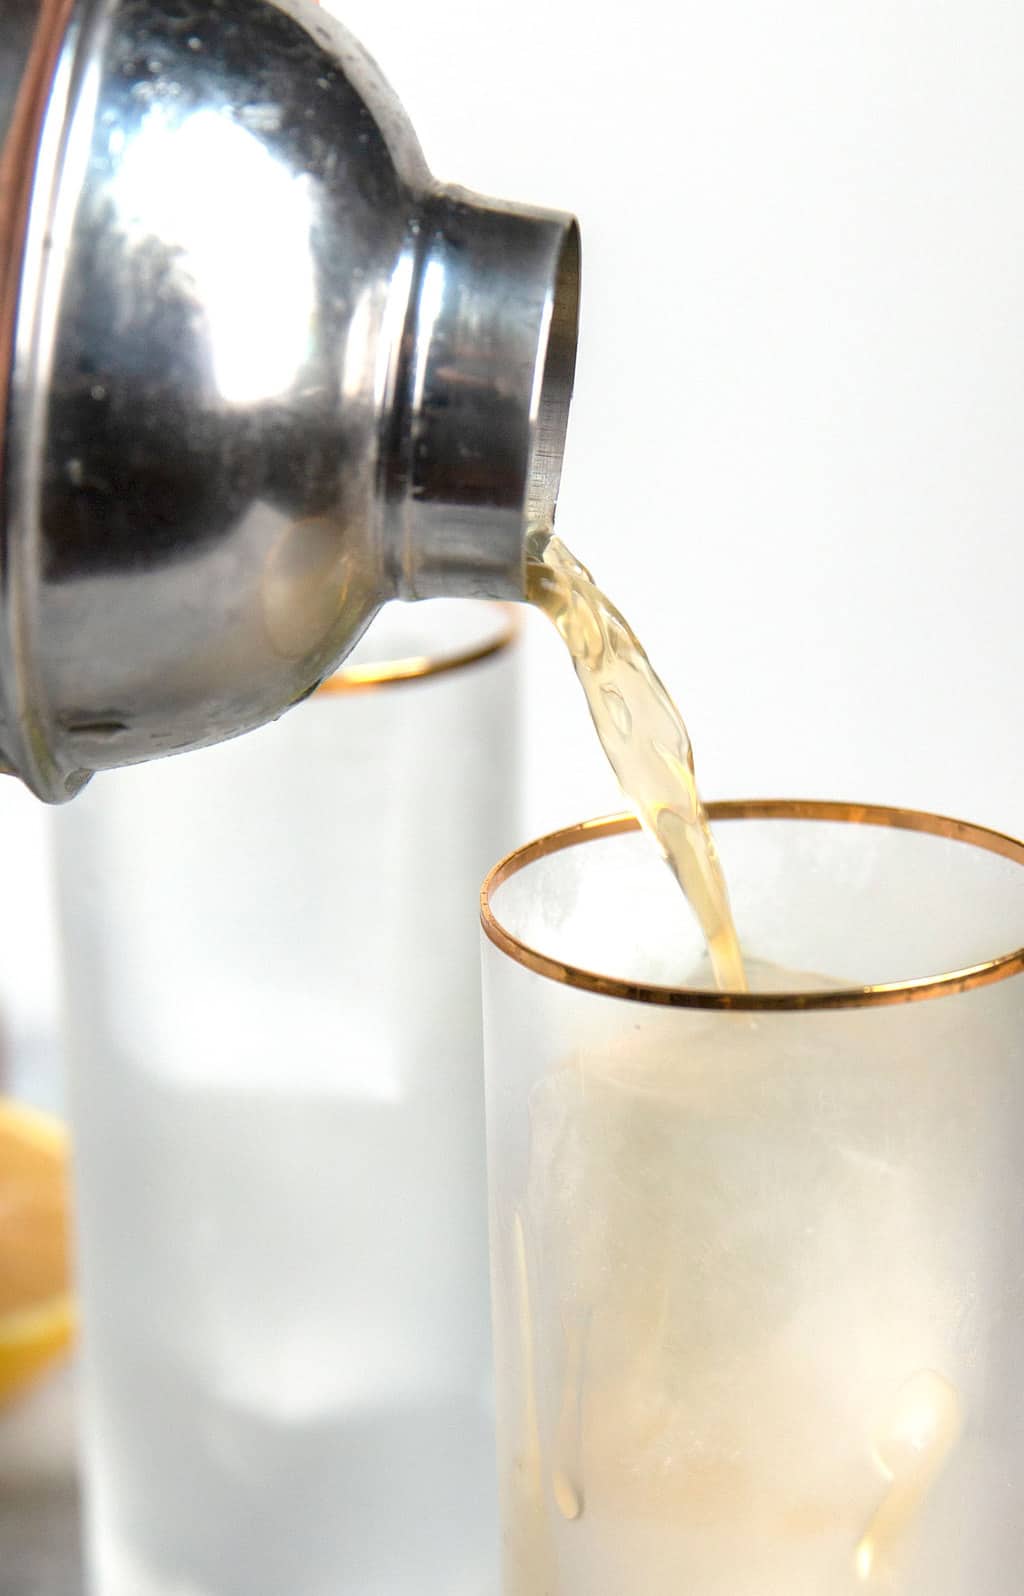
[57,600,519,1596]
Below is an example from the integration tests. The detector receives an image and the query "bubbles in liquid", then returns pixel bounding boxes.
[565,588,604,664]
[599,683,633,741]
[652,734,694,779]
[603,609,633,661]
[526,530,746,992]
[855,1370,963,1581]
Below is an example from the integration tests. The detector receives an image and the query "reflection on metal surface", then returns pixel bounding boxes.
[0,0,579,799]
[114,108,317,405]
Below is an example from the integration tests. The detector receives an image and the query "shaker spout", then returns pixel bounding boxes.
[387,190,580,603]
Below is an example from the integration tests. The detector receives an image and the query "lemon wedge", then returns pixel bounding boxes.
[0,1099,75,1407]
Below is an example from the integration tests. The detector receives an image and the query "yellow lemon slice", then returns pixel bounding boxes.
[0,1099,75,1406]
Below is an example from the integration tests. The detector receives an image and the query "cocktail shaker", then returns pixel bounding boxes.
[0,0,579,800]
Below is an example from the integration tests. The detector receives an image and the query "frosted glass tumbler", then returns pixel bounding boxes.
[56,600,519,1596]
[480,800,1024,1596]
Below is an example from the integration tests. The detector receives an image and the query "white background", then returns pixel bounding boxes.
[320,0,1024,840]
[2,0,1022,1073]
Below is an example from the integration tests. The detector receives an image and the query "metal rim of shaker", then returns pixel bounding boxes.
[0,0,83,795]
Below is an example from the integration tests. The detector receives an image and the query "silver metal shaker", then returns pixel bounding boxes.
[0,0,579,800]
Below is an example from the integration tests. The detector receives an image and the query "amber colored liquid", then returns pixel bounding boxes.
[521,538,961,1586]
[527,530,746,991]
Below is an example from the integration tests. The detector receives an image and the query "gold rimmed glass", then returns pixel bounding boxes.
[55,599,520,1596]
[480,801,1024,1595]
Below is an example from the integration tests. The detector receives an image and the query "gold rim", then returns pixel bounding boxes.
[316,603,520,695]
[480,800,1024,1011]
